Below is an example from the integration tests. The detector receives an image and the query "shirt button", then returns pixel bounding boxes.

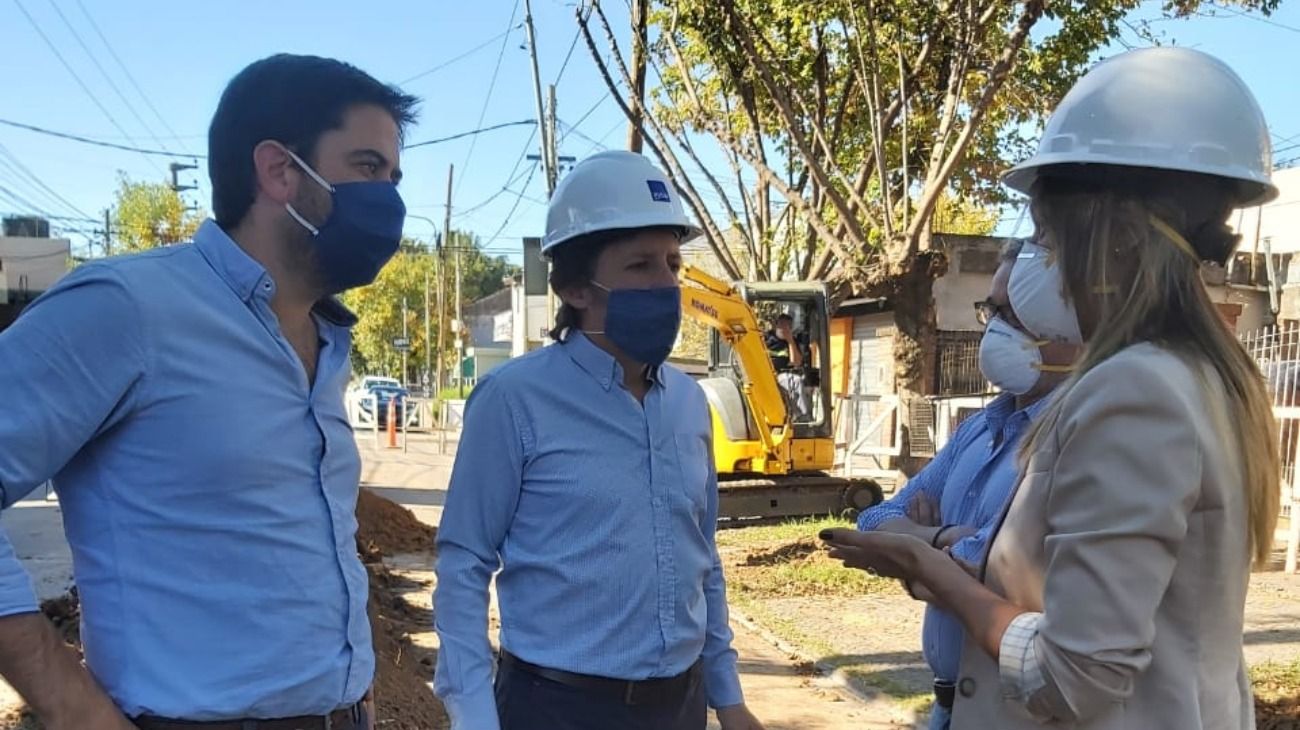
[958,677,977,698]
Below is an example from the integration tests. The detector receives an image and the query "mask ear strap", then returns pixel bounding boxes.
[1034,363,1075,373]
[285,204,320,236]
[1149,215,1200,262]
[282,146,335,193]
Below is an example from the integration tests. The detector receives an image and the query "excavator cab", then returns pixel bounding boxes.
[681,266,882,520]
[708,284,834,445]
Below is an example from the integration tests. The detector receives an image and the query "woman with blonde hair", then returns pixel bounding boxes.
[823,46,1280,729]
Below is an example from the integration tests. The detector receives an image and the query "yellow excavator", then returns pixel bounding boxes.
[680,265,883,520]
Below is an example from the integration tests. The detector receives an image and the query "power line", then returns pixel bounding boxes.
[457,0,523,204]
[454,158,537,220]
[1219,5,1300,34]
[553,23,584,89]
[406,120,536,150]
[0,117,203,158]
[73,0,193,156]
[453,127,539,219]
[0,143,92,219]
[556,118,606,149]
[0,115,534,158]
[399,24,524,85]
[44,0,172,155]
[0,182,59,220]
[484,162,540,247]
[559,90,612,146]
[10,0,162,174]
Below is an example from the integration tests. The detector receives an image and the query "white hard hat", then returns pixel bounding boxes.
[1003,47,1277,207]
[542,150,704,257]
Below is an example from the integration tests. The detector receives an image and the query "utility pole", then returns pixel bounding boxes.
[546,84,560,193]
[401,299,409,385]
[424,265,432,394]
[627,0,649,153]
[455,246,464,398]
[437,164,453,398]
[168,162,198,193]
[523,0,555,195]
[102,208,112,257]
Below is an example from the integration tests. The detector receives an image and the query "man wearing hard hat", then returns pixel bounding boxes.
[434,151,765,730]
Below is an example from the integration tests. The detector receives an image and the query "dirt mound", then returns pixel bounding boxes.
[356,488,437,561]
[367,563,447,730]
[356,488,448,728]
[743,538,818,566]
[1256,677,1300,730]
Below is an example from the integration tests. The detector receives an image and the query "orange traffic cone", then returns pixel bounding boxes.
[386,399,399,449]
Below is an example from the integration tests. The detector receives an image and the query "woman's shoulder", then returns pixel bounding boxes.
[1067,343,1206,416]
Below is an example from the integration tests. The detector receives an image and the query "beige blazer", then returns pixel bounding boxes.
[952,343,1256,730]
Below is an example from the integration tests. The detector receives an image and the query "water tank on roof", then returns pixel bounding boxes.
[2,216,50,238]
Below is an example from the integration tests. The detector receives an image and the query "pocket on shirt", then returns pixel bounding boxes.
[673,432,711,516]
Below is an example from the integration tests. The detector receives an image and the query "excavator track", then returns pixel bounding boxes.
[717,475,883,522]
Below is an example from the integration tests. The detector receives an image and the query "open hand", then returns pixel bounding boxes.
[819,528,930,581]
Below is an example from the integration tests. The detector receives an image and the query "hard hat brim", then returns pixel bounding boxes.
[542,217,704,259]
[1003,157,1280,208]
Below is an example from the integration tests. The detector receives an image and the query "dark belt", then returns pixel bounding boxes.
[934,678,956,710]
[499,650,701,706]
[134,702,365,730]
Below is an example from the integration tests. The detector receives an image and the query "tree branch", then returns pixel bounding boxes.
[906,0,1047,251]
[578,2,743,279]
[719,0,870,250]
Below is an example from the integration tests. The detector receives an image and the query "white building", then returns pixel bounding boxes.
[0,217,72,331]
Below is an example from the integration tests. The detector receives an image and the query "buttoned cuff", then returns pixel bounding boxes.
[999,611,1047,704]
[706,665,744,710]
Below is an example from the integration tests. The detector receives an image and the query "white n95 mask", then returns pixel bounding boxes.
[1008,242,1083,344]
[978,318,1045,395]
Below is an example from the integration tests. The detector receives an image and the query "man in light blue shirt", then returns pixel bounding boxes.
[435,151,763,730]
[0,55,416,729]
[854,240,1078,730]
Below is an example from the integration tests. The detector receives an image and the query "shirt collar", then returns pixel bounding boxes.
[194,219,357,328]
[563,331,663,391]
[195,219,266,302]
[985,389,1055,434]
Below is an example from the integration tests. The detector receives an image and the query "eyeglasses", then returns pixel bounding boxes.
[974,299,1016,327]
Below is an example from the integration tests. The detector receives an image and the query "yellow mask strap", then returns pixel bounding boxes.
[1033,363,1075,373]
[1148,215,1200,262]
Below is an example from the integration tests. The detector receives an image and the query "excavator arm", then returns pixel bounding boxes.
[680,265,790,459]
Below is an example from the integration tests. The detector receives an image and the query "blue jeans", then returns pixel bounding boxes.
[929,702,952,730]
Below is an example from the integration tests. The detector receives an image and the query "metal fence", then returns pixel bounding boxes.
[936,331,986,396]
[1240,323,1300,571]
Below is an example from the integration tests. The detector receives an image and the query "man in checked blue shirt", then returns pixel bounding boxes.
[434,151,764,730]
[0,56,417,729]
[853,239,1079,730]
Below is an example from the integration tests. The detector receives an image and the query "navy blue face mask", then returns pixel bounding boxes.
[585,282,682,367]
[284,148,405,294]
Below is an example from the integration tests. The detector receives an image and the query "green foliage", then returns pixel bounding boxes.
[112,175,204,253]
[341,230,517,384]
[640,0,1281,282]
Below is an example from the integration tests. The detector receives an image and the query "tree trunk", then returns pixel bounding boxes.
[886,250,946,478]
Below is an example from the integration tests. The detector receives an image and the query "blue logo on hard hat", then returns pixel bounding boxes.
[647,180,671,202]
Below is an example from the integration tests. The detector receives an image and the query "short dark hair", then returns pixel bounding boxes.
[776,313,794,323]
[208,54,419,229]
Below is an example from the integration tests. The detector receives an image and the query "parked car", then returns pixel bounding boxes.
[359,383,409,427]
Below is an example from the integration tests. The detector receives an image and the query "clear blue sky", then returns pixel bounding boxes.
[1,0,1297,263]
